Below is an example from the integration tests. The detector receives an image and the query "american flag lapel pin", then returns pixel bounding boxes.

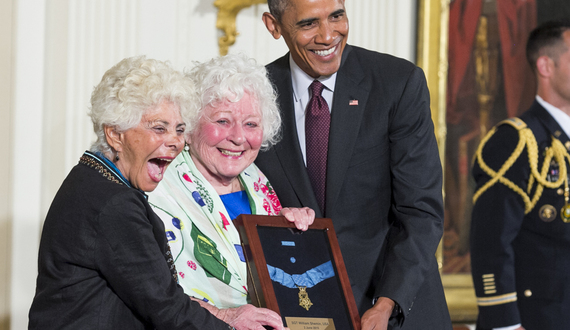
[349,99,358,106]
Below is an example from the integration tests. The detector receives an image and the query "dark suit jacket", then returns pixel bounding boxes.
[471,101,570,330]
[29,152,229,330]
[255,45,451,329]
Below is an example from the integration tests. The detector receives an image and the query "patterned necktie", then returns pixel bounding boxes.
[305,80,330,214]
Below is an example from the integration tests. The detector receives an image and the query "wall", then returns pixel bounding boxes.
[3,1,416,328]
[0,0,14,328]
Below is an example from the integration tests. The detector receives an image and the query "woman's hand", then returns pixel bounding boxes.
[217,304,287,330]
[279,207,315,231]
[194,298,287,330]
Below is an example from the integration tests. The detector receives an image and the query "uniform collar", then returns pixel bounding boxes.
[536,95,570,139]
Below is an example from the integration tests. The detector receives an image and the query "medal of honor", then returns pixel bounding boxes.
[267,260,335,311]
[297,286,313,311]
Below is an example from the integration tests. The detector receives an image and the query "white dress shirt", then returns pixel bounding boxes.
[494,324,521,330]
[536,95,570,137]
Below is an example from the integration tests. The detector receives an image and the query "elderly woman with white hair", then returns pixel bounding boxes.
[29,56,237,329]
[149,54,314,329]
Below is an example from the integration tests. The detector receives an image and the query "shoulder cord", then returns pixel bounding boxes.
[473,124,570,214]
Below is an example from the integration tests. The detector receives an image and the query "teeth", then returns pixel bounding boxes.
[314,46,336,56]
[157,158,172,162]
[221,149,242,157]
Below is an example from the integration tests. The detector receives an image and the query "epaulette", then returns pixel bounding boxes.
[473,117,569,215]
[498,117,527,130]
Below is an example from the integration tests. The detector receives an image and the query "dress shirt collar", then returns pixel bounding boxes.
[290,54,337,102]
[536,95,570,138]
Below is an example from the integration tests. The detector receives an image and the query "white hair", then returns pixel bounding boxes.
[186,53,281,150]
[89,55,198,156]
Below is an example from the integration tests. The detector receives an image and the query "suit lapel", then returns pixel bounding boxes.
[325,45,369,215]
[268,47,371,217]
[269,55,322,214]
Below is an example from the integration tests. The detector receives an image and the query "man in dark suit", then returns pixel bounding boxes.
[255,0,452,329]
[471,21,570,330]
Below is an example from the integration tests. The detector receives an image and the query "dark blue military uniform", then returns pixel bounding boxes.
[471,100,570,330]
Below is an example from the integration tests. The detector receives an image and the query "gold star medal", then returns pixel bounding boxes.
[298,286,313,311]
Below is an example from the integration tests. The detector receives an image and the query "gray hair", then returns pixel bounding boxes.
[187,53,281,150]
[267,0,289,22]
[89,55,198,156]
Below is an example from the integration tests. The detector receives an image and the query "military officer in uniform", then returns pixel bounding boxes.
[470,20,570,330]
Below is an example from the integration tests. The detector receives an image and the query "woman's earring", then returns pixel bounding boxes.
[115,154,120,161]
[184,144,190,151]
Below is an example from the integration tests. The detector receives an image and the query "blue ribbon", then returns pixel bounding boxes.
[267,261,334,288]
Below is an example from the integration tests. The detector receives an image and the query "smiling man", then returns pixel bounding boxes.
[255,0,452,329]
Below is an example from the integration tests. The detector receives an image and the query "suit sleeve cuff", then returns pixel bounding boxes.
[477,301,521,329]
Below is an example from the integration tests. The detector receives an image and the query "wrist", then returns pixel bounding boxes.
[373,297,401,318]
[191,297,221,318]
[373,297,395,312]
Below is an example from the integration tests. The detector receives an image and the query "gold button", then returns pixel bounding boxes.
[524,289,532,297]
[558,188,564,195]
[566,141,570,150]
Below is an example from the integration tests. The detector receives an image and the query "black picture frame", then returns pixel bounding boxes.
[234,215,361,330]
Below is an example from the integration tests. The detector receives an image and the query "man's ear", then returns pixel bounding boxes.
[536,55,554,79]
[104,126,123,153]
[262,12,282,40]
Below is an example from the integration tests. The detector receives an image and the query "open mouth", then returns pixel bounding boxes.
[147,158,172,182]
[219,149,244,157]
[313,45,337,57]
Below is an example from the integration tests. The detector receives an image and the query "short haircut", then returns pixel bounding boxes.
[89,56,198,156]
[267,0,289,22]
[526,20,570,72]
[187,53,281,150]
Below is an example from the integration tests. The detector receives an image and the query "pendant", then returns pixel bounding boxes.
[298,286,313,311]
[561,204,570,223]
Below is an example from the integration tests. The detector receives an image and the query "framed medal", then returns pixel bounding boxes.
[234,215,361,330]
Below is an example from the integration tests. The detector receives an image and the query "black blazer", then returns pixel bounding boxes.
[471,101,570,330]
[29,152,229,330]
[256,45,451,329]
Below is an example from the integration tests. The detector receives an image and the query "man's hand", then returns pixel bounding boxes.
[279,207,315,231]
[360,297,395,330]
